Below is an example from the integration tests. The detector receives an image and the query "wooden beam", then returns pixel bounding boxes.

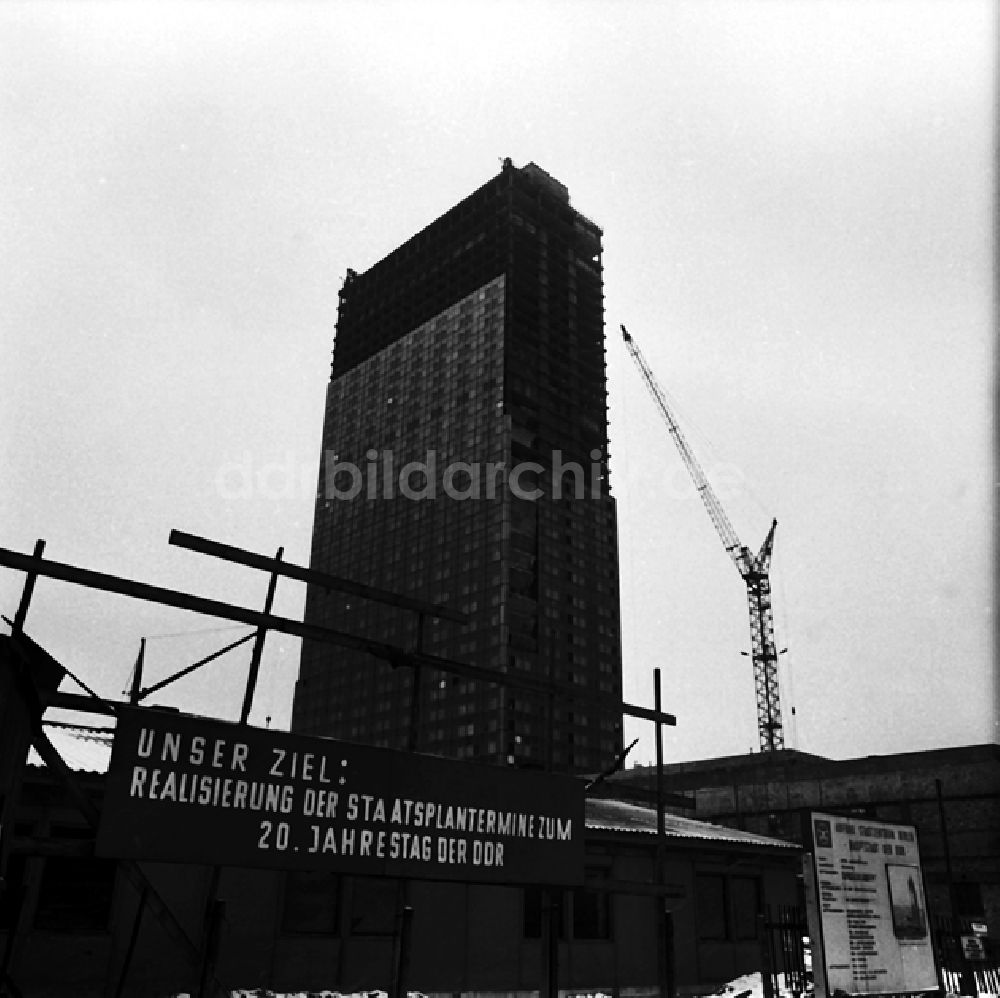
[39,691,119,717]
[169,529,470,624]
[623,701,677,726]
[240,548,282,725]
[1,546,670,725]
[11,539,45,633]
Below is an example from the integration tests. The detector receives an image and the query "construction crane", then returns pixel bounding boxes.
[621,324,786,752]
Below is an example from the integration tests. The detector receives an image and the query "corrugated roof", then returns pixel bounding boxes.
[28,726,113,774]
[586,798,799,850]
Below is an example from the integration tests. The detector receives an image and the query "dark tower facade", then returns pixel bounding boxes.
[291,160,623,774]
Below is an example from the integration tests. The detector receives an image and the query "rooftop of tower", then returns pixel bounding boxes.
[517,160,570,202]
[340,157,601,294]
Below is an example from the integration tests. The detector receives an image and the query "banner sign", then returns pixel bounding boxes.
[96,707,585,885]
[805,811,938,996]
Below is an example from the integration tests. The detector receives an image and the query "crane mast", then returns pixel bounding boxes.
[621,325,785,752]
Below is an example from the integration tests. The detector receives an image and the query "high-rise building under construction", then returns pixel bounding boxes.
[291,160,623,774]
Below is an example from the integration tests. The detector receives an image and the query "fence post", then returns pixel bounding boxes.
[759,909,775,998]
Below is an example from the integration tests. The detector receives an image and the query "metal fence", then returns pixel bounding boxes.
[933,914,1000,997]
[760,905,810,998]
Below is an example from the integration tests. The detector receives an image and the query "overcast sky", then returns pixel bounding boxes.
[1,0,995,765]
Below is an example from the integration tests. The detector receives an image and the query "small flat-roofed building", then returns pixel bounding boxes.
[2,727,802,997]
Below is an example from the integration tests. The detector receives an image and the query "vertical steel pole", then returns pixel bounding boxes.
[113,885,149,998]
[12,540,45,634]
[655,668,671,998]
[129,638,145,705]
[239,547,283,726]
[541,682,557,998]
[390,904,414,998]
[394,613,425,998]
[546,890,560,998]
[196,897,225,998]
[759,910,775,998]
[665,908,676,998]
[938,778,976,996]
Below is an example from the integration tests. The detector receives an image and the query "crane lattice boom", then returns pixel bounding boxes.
[621,325,785,752]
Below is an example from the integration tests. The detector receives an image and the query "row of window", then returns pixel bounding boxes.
[321,497,507,526]
[281,872,612,939]
[344,355,501,391]
[6,861,772,945]
[696,874,760,941]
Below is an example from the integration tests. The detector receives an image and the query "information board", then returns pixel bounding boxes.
[96,707,585,885]
[805,811,938,996]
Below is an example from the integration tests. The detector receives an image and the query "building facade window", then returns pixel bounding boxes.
[523,886,565,939]
[696,874,727,940]
[573,869,612,939]
[524,878,611,941]
[730,876,760,940]
[696,873,761,941]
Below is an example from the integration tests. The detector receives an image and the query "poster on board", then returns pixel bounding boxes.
[804,811,938,996]
[96,706,585,886]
